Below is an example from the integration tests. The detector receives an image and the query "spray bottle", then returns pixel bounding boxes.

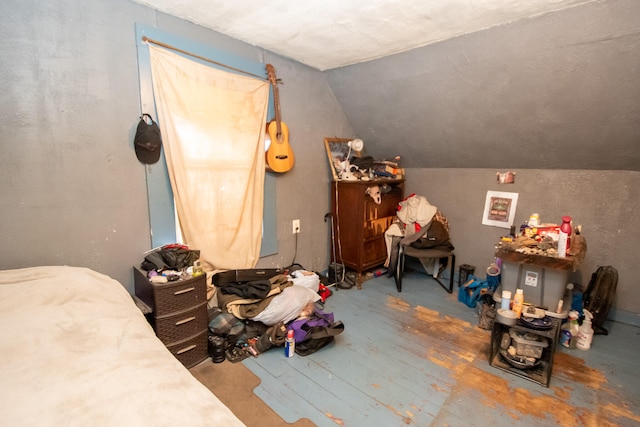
[560,310,580,348]
[576,309,594,351]
[284,329,295,357]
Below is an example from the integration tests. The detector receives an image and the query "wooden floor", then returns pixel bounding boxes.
[242,269,640,427]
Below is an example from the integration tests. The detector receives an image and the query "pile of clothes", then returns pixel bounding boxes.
[384,194,454,277]
[208,268,341,362]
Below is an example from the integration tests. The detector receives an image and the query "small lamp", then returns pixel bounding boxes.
[347,138,364,160]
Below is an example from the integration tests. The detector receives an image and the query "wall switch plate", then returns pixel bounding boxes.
[292,219,300,234]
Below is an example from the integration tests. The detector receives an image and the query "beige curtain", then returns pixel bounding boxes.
[148,45,270,271]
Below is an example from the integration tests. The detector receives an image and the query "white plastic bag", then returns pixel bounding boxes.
[290,270,320,291]
[251,285,320,326]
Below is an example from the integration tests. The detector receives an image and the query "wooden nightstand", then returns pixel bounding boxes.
[133,267,209,368]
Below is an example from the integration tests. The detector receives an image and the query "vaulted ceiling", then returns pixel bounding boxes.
[133,0,640,171]
[133,0,595,71]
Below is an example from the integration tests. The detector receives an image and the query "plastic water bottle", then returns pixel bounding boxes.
[284,329,295,357]
[501,290,512,310]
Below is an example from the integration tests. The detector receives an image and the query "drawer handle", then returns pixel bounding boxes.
[174,287,195,295]
[176,344,197,355]
[175,316,196,326]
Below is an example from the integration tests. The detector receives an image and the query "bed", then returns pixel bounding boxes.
[0,266,245,426]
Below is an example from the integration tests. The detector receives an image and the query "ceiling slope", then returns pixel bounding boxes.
[132,0,596,70]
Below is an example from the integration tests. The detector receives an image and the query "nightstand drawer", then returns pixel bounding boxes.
[166,330,208,368]
[153,276,207,315]
[155,302,208,345]
[134,267,207,315]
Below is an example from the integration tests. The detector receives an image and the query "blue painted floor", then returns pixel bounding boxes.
[243,271,640,427]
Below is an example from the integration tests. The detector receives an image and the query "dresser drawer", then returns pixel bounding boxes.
[155,302,208,345]
[362,237,387,265]
[364,216,394,239]
[134,267,207,316]
[166,330,208,368]
[152,276,207,315]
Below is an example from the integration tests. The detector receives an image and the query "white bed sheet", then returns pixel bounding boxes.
[0,266,244,427]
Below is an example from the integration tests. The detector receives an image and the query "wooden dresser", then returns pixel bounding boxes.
[330,179,404,288]
[134,267,209,368]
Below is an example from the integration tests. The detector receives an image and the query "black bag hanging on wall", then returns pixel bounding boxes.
[134,113,162,164]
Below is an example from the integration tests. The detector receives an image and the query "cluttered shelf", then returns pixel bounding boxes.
[495,233,587,272]
[493,234,587,316]
[489,315,561,387]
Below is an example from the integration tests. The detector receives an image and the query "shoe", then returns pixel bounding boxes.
[337,280,354,289]
[225,345,249,363]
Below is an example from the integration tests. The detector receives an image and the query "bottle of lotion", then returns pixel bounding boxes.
[577,309,594,351]
[512,289,524,319]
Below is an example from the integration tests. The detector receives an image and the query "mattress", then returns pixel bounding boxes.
[0,266,244,426]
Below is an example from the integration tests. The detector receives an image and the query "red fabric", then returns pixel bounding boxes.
[162,243,190,250]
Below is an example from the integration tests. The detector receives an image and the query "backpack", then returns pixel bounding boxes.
[583,266,618,335]
[410,219,454,251]
[287,308,345,356]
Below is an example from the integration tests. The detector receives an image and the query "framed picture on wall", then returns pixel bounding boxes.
[482,190,519,228]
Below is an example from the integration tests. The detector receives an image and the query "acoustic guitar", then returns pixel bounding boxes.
[265,64,294,173]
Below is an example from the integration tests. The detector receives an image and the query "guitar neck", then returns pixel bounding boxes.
[272,83,282,139]
[266,64,283,139]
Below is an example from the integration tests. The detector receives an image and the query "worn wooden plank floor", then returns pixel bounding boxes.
[243,271,640,427]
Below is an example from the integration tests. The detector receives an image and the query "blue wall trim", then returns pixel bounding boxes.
[134,23,277,257]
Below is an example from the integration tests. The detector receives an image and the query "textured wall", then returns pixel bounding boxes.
[405,168,639,318]
[326,0,640,171]
[0,0,350,291]
[0,0,153,288]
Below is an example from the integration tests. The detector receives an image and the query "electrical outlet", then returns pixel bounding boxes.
[292,219,300,234]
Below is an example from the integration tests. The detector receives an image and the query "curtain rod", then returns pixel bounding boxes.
[142,36,268,81]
